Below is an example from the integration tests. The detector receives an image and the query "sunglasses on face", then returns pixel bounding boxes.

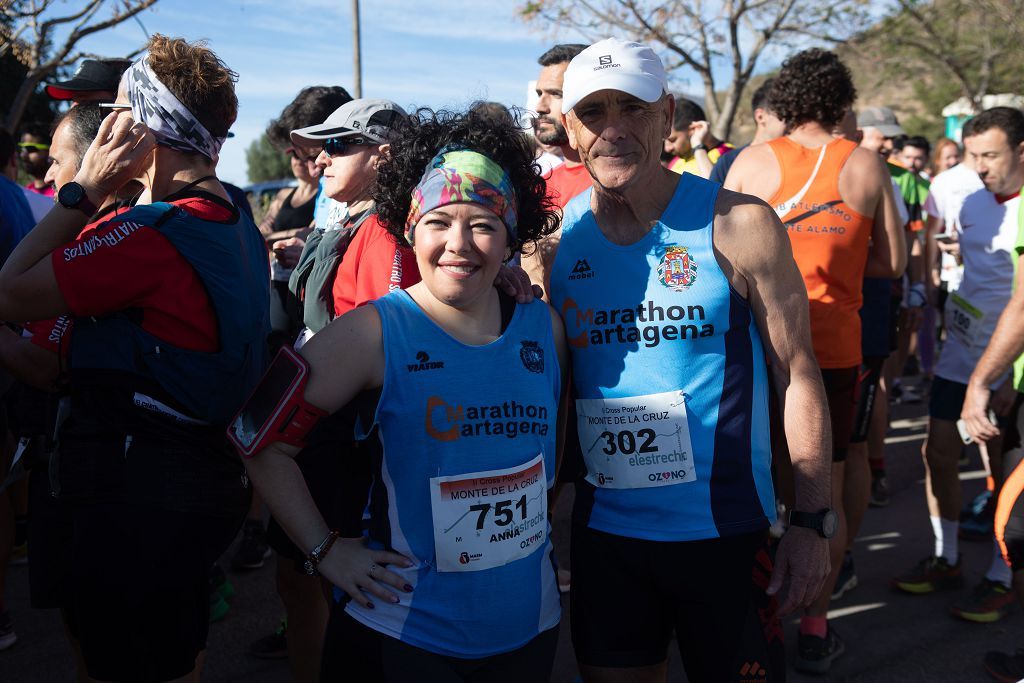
[286,147,320,163]
[323,136,370,157]
[18,142,49,152]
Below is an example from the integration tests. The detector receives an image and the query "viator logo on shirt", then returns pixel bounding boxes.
[407,351,444,372]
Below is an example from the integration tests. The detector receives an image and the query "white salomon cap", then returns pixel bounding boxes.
[561,38,668,113]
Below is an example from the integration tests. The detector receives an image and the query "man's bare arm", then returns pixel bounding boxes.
[863,153,907,279]
[963,253,1024,440]
[715,192,831,614]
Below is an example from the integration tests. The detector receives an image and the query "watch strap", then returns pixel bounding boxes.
[58,182,98,217]
[303,530,340,576]
[692,143,709,152]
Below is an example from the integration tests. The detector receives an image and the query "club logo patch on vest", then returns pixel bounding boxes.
[520,341,544,373]
[658,246,697,291]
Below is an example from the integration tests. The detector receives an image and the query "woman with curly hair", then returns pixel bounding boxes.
[238,107,567,681]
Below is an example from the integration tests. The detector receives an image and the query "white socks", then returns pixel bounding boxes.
[985,538,1013,587]
[931,516,959,563]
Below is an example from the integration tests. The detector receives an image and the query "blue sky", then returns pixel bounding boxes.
[51,0,805,185]
[62,0,625,185]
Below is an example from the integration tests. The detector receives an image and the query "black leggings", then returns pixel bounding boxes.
[320,605,560,683]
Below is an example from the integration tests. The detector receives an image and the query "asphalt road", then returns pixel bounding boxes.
[3,384,1020,682]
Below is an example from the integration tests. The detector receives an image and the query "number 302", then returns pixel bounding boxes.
[600,429,658,455]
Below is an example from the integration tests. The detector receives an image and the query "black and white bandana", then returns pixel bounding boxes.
[121,55,226,159]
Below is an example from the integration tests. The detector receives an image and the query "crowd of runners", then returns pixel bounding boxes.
[0,31,1023,683]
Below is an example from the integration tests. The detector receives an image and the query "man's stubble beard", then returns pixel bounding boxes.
[534,118,569,147]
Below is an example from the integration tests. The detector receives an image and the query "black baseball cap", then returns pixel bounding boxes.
[45,59,133,100]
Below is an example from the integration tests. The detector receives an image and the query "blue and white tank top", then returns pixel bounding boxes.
[349,290,561,657]
[550,174,775,541]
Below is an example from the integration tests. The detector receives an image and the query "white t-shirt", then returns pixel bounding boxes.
[934,190,1019,385]
[925,164,986,290]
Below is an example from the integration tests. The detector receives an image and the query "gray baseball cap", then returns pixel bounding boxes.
[856,106,905,137]
[290,98,406,145]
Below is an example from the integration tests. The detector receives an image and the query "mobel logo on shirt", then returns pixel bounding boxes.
[425,396,550,442]
[561,297,715,349]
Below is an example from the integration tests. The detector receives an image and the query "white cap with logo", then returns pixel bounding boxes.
[561,37,668,114]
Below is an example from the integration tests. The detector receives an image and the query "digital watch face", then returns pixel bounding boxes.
[230,347,306,455]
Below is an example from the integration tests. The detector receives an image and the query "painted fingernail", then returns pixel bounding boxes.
[404,584,414,592]
[366,602,375,609]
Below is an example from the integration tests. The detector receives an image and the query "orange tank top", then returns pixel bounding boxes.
[767,137,873,368]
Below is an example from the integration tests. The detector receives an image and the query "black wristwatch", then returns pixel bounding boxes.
[692,143,709,152]
[788,508,838,539]
[57,181,98,217]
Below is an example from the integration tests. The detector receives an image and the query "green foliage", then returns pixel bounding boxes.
[858,0,1024,108]
[246,134,292,184]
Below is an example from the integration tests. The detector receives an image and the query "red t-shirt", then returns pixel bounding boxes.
[544,162,591,209]
[51,196,235,353]
[331,215,420,317]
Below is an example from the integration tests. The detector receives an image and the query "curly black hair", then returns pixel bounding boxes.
[769,48,855,130]
[373,105,560,258]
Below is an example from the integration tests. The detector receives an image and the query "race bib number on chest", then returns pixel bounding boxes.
[429,454,548,573]
[577,391,696,489]
[947,293,985,348]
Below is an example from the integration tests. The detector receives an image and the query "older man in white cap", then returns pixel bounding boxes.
[536,37,831,682]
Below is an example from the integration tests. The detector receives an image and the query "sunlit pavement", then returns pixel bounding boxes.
[3,381,1018,681]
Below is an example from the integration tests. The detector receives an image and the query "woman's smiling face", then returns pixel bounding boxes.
[411,201,508,309]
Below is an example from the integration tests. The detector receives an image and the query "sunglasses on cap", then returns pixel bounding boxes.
[18,142,49,152]
[323,135,372,157]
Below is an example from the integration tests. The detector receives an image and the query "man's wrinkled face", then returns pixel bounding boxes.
[564,90,673,193]
[533,63,570,146]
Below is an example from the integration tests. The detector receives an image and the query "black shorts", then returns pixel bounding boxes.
[320,606,559,683]
[929,376,967,422]
[822,367,859,462]
[267,408,374,570]
[558,397,585,484]
[851,356,885,443]
[569,525,784,680]
[56,430,250,682]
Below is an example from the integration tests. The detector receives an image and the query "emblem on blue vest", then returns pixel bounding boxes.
[658,245,698,291]
[520,340,544,373]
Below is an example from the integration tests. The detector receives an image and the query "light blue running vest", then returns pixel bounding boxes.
[550,174,775,541]
[350,290,561,657]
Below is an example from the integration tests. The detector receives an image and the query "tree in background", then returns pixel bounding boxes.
[518,0,872,140]
[859,0,1024,114]
[0,10,53,128]
[245,134,292,184]
[1,0,158,132]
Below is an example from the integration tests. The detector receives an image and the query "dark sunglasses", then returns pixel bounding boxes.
[323,136,370,157]
[285,147,319,163]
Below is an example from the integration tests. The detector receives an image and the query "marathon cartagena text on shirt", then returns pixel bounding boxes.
[549,175,775,542]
